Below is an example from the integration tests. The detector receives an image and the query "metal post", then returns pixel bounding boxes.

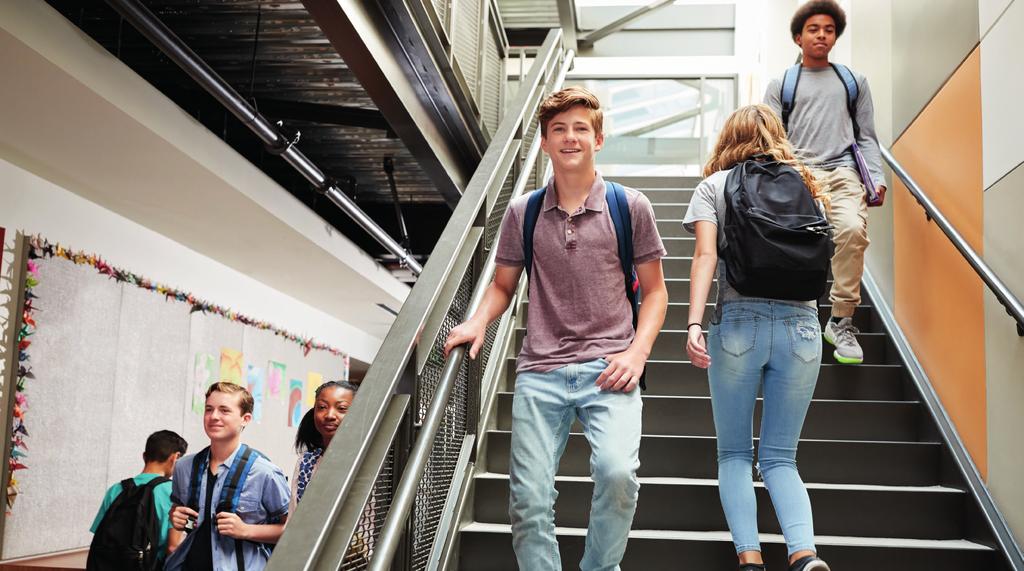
[103,0,422,275]
[0,233,30,559]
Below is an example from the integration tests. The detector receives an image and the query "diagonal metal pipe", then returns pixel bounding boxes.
[104,0,422,275]
[579,0,675,49]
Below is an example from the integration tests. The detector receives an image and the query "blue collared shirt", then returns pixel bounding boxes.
[164,444,289,571]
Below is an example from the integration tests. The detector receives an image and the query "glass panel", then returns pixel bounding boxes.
[578,78,736,177]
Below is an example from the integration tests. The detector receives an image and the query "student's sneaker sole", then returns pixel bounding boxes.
[801,561,831,571]
[831,350,863,365]
[823,327,864,365]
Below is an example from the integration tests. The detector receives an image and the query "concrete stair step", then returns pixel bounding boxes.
[502,357,912,400]
[483,431,942,486]
[472,473,969,540]
[494,393,926,442]
[458,523,1002,571]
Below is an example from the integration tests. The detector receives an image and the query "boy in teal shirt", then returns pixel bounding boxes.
[90,430,188,561]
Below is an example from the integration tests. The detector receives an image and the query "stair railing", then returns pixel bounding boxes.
[881,147,1024,336]
[266,29,569,571]
[365,41,575,571]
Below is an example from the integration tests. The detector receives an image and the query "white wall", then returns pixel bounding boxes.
[0,157,383,364]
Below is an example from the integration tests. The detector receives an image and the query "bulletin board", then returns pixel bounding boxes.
[0,238,348,559]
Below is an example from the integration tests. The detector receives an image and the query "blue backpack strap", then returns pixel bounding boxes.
[779,64,802,133]
[218,444,262,514]
[605,181,646,390]
[522,188,547,281]
[829,63,860,138]
[605,182,639,324]
[187,446,211,511]
[217,444,263,571]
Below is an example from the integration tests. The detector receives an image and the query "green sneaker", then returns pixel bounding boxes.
[823,317,864,364]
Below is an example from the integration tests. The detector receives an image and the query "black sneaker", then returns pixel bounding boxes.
[789,555,830,571]
[739,565,766,571]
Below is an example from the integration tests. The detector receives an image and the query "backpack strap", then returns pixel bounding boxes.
[218,444,263,571]
[604,182,639,328]
[522,188,547,281]
[780,64,802,133]
[217,444,261,514]
[829,63,861,138]
[187,446,211,511]
[133,476,171,561]
[605,182,647,391]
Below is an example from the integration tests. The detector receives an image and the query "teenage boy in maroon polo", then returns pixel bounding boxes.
[445,87,668,570]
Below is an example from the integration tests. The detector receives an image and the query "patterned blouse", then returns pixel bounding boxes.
[290,448,324,513]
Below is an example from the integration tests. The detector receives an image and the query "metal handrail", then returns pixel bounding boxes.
[265,29,566,571]
[880,147,1024,336]
[366,46,573,570]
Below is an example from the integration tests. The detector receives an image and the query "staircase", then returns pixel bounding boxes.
[456,177,1010,570]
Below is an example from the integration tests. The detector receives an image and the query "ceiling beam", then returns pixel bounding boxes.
[256,98,392,132]
[303,0,487,209]
[557,0,578,52]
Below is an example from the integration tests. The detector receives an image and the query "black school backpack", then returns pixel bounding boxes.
[87,477,169,571]
[720,158,833,301]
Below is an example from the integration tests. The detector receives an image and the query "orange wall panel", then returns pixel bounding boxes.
[893,48,987,477]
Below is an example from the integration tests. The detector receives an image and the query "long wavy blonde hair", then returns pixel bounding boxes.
[703,104,823,204]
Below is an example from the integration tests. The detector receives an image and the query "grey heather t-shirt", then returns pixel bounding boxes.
[682,168,816,308]
[495,173,667,373]
[764,65,885,189]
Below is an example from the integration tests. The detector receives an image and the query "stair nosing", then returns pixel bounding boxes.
[483,429,940,447]
[495,392,917,406]
[474,472,964,494]
[459,522,995,551]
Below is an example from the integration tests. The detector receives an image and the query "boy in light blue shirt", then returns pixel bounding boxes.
[165,382,289,571]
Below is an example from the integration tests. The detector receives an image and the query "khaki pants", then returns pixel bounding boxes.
[812,166,869,318]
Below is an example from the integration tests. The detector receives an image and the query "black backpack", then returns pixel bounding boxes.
[720,158,833,301]
[87,477,170,571]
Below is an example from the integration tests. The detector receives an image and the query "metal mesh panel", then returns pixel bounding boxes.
[484,168,516,249]
[340,448,396,571]
[481,27,503,134]
[453,0,482,96]
[432,0,449,36]
[409,264,476,570]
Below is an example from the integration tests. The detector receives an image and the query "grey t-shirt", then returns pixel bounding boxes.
[764,65,885,189]
[682,168,816,308]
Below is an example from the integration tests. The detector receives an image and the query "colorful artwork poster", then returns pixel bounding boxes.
[267,361,286,397]
[306,372,323,407]
[220,348,244,385]
[288,379,303,427]
[191,353,217,414]
[246,365,266,422]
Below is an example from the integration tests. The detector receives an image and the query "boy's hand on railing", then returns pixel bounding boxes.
[596,348,646,392]
[444,319,487,359]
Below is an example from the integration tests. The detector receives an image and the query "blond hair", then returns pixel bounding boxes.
[704,104,823,204]
[537,86,603,137]
[206,382,254,415]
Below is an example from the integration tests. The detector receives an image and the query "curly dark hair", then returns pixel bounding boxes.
[790,0,847,39]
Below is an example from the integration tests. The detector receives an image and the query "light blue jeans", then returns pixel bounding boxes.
[509,358,643,571]
[708,300,822,557]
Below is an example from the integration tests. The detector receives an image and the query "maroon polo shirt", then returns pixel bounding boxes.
[495,172,666,373]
